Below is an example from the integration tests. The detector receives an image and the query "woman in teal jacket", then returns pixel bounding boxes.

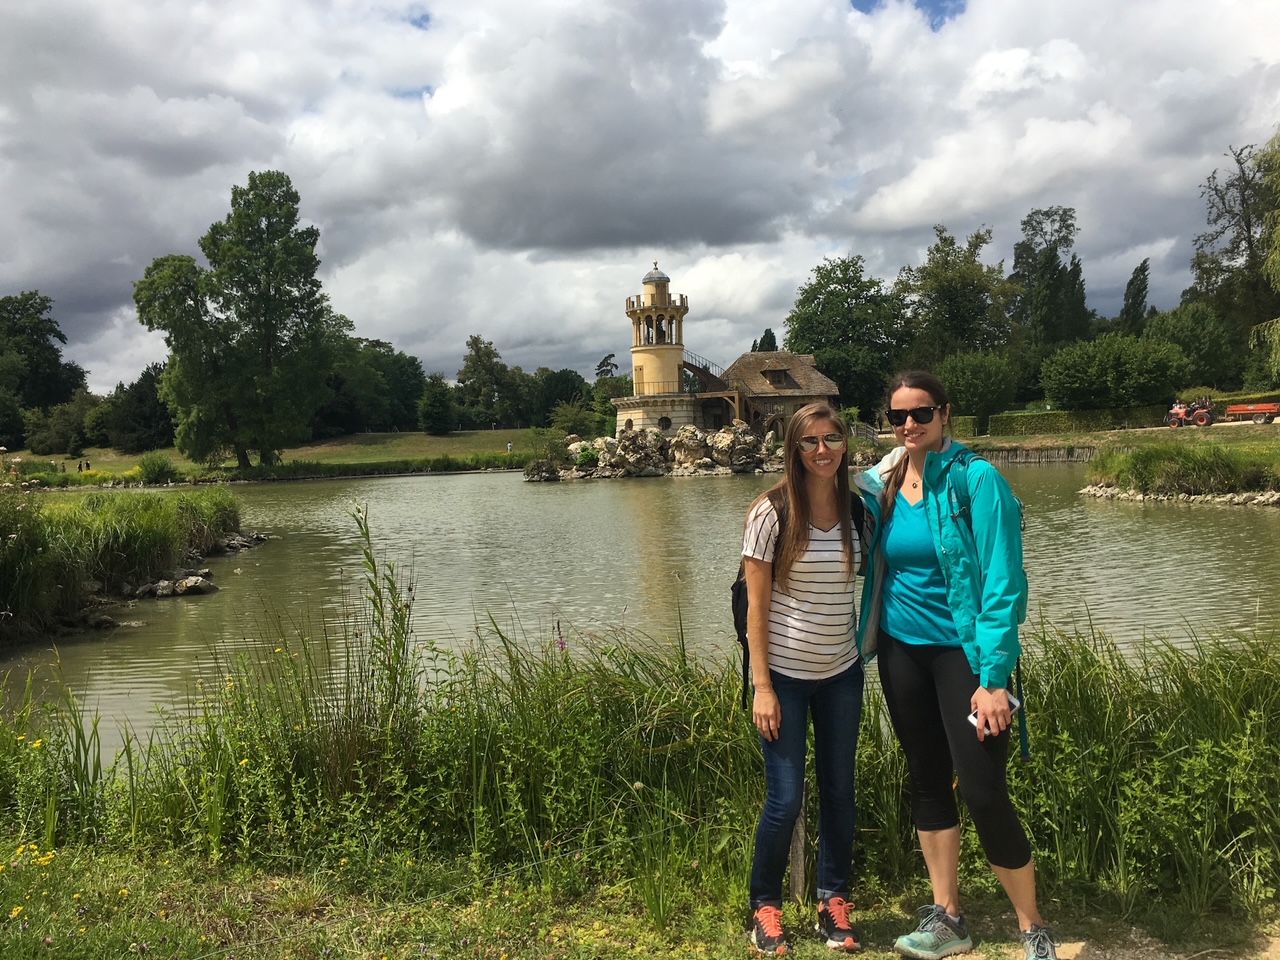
[854,370,1056,960]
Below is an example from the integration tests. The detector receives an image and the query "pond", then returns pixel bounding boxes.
[4,462,1279,746]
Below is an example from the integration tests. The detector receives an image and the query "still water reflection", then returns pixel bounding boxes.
[4,463,1279,744]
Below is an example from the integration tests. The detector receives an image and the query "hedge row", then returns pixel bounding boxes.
[988,404,1167,436]
[951,415,977,438]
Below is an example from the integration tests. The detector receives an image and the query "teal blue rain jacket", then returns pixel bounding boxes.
[854,439,1027,689]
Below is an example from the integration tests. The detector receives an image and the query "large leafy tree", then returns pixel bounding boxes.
[134,171,351,467]
[783,255,907,420]
[455,335,534,427]
[97,363,176,454]
[1248,134,1280,383]
[22,389,100,456]
[1143,302,1236,388]
[937,352,1017,434]
[896,226,1018,370]
[311,338,424,437]
[1182,144,1280,387]
[529,367,589,427]
[0,291,87,411]
[417,373,455,435]
[311,337,392,438]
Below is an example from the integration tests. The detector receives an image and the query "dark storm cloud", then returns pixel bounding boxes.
[1,0,1278,391]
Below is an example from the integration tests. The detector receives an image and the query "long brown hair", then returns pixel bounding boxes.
[881,370,950,528]
[750,402,854,590]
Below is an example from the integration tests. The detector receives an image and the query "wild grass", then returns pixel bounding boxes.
[2,517,1279,952]
[1088,442,1280,494]
[0,486,240,636]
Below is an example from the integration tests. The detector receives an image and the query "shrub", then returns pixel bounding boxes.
[939,351,1016,434]
[137,451,181,485]
[1041,334,1189,410]
[988,405,1166,435]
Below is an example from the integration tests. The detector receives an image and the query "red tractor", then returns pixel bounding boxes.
[1166,400,1214,427]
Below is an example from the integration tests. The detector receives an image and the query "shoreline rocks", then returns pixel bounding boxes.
[1081,485,1280,506]
[527,421,788,481]
[69,531,270,632]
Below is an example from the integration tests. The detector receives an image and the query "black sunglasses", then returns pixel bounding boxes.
[886,405,943,427]
[797,433,847,453]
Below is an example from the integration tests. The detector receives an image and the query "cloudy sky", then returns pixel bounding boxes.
[2,0,1278,393]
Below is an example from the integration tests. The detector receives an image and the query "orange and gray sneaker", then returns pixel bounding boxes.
[816,896,861,951]
[750,904,789,955]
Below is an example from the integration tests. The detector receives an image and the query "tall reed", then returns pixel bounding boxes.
[0,486,240,635]
[3,516,1279,926]
[1089,443,1280,495]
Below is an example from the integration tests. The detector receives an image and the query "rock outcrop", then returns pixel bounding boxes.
[526,421,783,481]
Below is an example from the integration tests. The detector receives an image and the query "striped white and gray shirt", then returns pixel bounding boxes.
[742,497,860,681]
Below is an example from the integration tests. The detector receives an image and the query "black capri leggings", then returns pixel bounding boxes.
[877,631,1032,869]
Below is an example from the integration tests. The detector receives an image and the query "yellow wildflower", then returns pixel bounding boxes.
[9,906,22,919]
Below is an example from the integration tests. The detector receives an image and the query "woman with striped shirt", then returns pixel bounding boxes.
[742,402,864,955]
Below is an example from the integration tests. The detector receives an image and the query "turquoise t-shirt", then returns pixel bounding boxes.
[881,493,961,646]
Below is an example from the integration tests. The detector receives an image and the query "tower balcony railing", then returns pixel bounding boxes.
[632,380,701,396]
[626,294,690,311]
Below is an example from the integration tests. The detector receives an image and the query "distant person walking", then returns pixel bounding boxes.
[855,370,1058,960]
[741,401,865,955]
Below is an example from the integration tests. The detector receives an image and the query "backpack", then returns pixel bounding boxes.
[731,491,866,709]
[949,449,1031,762]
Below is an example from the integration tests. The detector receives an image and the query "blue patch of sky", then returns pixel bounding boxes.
[849,0,965,31]
[391,85,435,100]
[408,10,431,30]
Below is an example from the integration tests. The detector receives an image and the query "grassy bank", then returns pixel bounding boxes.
[6,420,1280,488]
[1087,442,1280,495]
[1,510,1277,956]
[0,486,240,638]
[4,430,536,487]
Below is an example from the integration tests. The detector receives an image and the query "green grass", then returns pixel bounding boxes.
[9,419,1280,486]
[6,429,534,477]
[1087,442,1280,494]
[2,508,1279,955]
[0,486,240,637]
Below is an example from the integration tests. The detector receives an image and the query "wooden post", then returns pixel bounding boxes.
[787,781,808,904]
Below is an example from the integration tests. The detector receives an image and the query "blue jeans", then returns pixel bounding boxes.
[749,661,864,908]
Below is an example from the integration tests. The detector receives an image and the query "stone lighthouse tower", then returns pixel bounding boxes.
[627,262,689,395]
[611,263,697,436]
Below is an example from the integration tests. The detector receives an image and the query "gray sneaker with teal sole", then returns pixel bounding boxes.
[1022,925,1058,960]
[893,905,973,959]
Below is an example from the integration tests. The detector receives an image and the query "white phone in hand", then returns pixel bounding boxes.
[968,694,1020,735]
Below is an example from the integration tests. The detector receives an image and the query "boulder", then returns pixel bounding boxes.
[670,425,710,467]
[523,459,562,482]
[174,576,217,596]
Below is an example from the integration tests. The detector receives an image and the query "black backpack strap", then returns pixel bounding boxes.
[737,493,788,710]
